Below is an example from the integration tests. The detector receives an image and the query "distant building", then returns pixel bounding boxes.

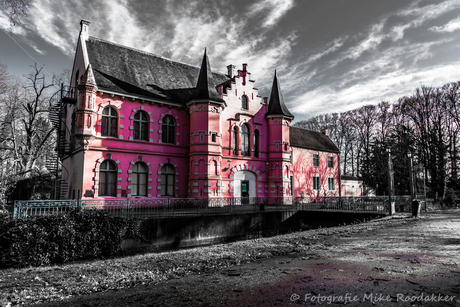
[340,176,363,197]
[54,20,341,201]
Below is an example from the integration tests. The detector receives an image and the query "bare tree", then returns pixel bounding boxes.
[0,0,35,27]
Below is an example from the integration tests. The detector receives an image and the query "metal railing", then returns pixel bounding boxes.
[14,196,417,219]
[13,197,297,219]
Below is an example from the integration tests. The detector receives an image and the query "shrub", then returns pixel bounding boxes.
[0,209,126,268]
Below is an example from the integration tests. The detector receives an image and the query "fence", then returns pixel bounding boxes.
[11,195,410,219]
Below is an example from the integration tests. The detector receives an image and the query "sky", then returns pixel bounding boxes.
[1,0,460,122]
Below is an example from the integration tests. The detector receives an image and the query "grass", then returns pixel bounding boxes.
[0,215,411,306]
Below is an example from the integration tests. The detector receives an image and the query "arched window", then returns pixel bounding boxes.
[133,111,149,141]
[160,164,175,196]
[162,115,175,144]
[232,126,238,155]
[241,95,248,110]
[101,107,118,137]
[99,160,117,196]
[132,162,148,196]
[241,124,250,156]
[253,129,259,158]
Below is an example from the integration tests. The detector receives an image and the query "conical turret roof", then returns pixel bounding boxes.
[266,71,294,119]
[189,49,225,104]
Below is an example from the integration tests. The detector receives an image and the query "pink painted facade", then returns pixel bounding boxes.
[60,20,341,201]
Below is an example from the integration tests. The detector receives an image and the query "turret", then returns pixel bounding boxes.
[266,71,294,196]
[74,64,97,148]
[187,49,225,197]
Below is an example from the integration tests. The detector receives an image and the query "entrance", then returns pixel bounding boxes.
[241,180,249,197]
[234,170,256,204]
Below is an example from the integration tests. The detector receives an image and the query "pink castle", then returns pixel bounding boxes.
[58,20,341,202]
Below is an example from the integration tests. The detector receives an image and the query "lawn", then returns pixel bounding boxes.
[0,215,410,306]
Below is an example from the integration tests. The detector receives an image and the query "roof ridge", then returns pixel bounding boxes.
[87,36,228,78]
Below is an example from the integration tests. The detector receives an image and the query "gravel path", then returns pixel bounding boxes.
[34,212,460,307]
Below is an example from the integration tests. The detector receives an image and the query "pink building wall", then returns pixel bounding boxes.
[61,21,341,201]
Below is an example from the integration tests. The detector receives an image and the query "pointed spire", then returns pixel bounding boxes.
[80,64,96,86]
[189,49,225,103]
[266,71,294,119]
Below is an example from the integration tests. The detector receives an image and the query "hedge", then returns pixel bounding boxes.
[0,209,126,268]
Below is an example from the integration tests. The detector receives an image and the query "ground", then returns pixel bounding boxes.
[24,211,460,307]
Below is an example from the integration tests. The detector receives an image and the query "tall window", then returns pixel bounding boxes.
[101,107,118,137]
[313,176,320,191]
[241,124,250,156]
[232,127,238,155]
[162,115,175,144]
[241,95,248,110]
[328,178,335,190]
[328,156,334,168]
[133,111,149,141]
[313,153,319,167]
[253,129,259,158]
[290,176,294,196]
[160,164,175,196]
[132,162,148,196]
[99,160,117,196]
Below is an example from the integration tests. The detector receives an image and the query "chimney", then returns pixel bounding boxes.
[263,97,268,105]
[227,64,235,78]
[80,19,91,39]
[321,128,326,135]
[242,63,248,71]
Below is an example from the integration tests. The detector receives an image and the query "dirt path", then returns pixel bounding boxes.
[35,212,460,307]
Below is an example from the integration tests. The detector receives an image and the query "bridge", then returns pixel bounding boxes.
[13,196,421,219]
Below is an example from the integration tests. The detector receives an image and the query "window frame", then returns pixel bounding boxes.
[313,176,320,191]
[328,177,335,191]
[232,127,238,155]
[131,162,148,196]
[241,124,250,156]
[162,115,176,144]
[327,156,334,168]
[133,111,149,141]
[101,107,118,137]
[99,160,117,196]
[160,163,175,197]
[253,129,259,158]
[241,95,248,110]
[313,153,319,167]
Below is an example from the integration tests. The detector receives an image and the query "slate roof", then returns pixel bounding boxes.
[266,71,294,119]
[290,126,340,153]
[189,49,225,104]
[85,37,230,104]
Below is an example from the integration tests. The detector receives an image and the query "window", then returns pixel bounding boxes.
[232,127,238,155]
[241,124,250,156]
[162,115,175,144]
[328,156,334,168]
[241,95,248,110]
[253,130,259,158]
[328,178,335,191]
[212,133,216,142]
[132,162,148,196]
[200,133,204,143]
[99,160,117,196]
[290,149,293,164]
[313,176,320,190]
[133,111,149,141]
[290,176,294,196]
[101,107,118,137]
[160,164,175,196]
[313,153,319,167]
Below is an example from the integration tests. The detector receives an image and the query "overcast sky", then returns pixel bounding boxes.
[1,0,460,122]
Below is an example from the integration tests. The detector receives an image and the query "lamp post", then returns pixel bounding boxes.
[387,148,395,215]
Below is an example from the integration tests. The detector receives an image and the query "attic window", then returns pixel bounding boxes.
[242,95,248,110]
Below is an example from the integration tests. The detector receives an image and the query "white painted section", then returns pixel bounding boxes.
[233,170,256,197]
